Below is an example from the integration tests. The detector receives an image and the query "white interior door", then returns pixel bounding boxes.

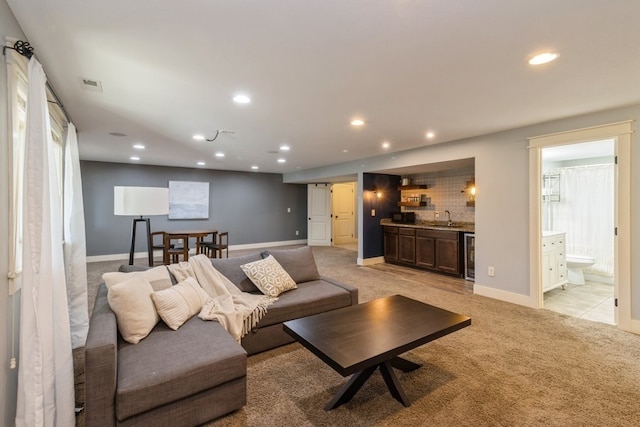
[332,182,356,245]
[307,184,332,246]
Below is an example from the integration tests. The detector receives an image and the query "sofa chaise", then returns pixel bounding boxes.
[84,246,358,426]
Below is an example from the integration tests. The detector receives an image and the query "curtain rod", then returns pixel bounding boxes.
[3,40,73,125]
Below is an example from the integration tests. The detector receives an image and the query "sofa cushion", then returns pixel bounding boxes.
[151,277,212,330]
[261,246,321,283]
[116,317,247,421]
[211,253,263,293]
[104,265,172,292]
[106,275,159,344]
[253,279,352,328]
[240,255,297,297]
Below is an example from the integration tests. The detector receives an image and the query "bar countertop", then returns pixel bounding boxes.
[381,218,475,233]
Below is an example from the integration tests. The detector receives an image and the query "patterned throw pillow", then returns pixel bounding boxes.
[240,255,297,297]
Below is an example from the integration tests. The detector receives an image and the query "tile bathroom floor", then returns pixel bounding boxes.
[544,281,615,325]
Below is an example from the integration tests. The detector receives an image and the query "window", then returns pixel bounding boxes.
[5,39,67,294]
[6,43,28,295]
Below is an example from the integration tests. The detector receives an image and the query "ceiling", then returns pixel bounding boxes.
[7,0,640,175]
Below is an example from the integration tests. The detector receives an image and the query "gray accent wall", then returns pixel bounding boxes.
[81,161,308,257]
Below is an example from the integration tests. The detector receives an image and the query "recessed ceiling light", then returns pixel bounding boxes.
[350,119,365,126]
[528,52,559,65]
[193,134,205,141]
[215,152,225,158]
[426,132,435,139]
[197,161,205,166]
[233,95,251,104]
[251,165,259,170]
[133,143,145,150]
[343,149,349,153]
[382,141,390,149]
[277,158,286,163]
[130,156,140,161]
[279,145,290,151]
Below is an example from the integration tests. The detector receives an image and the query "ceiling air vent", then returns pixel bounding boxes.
[79,77,103,92]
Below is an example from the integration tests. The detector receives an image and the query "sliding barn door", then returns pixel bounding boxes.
[307,184,331,246]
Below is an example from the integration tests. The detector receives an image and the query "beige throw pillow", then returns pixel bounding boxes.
[107,275,159,344]
[240,255,297,297]
[151,277,211,330]
[103,266,172,292]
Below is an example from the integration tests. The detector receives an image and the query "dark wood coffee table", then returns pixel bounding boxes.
[283,294,471,410]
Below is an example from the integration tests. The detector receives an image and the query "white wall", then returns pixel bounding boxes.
[0,1,26,424]
[285,103,640,322]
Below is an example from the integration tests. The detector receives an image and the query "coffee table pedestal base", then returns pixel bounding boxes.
[324,356,421,411]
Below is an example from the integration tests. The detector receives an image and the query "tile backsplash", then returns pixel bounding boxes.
[401,166,475,223]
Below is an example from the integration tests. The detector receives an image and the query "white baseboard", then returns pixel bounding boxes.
[86,239,308,263]
[473,283,538,308]
[358,256,384,266]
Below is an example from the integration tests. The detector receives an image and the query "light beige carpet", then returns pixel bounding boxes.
[79,246,640,427]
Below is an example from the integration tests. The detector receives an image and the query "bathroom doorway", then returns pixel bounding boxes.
[528,120,632,331]
[541,140,615,324]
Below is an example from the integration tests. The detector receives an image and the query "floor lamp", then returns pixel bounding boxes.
[114,186,169,266]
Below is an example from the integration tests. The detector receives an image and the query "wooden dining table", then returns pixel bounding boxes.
[162,230,217,264]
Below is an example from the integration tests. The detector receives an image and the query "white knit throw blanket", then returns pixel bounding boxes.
[168,254,276,342]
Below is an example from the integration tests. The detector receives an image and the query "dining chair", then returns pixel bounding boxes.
[165,234,189,264]
[203,231,229,258]
[150,231,172,265]
[195,231,217,256]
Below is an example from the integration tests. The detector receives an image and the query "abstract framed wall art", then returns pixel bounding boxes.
[168,181,209,219]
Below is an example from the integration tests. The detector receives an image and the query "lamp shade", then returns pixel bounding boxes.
[114,186,169,216]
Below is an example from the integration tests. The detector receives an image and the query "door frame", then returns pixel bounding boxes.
[528,121,632,331]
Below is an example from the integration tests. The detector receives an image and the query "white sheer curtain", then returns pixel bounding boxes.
[16,57,75,427]
[550,164,614,277]
[64,122,89,349]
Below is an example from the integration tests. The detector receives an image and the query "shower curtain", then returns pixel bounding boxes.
[550,164,614,277]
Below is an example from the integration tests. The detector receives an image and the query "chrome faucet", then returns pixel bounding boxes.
[445,210,453,226]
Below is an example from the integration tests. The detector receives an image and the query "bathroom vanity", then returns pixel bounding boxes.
[542,231,568,292]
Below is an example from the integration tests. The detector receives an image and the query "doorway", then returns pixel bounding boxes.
[332,182,357,250]
[528,121,632,332]
[541,140,615,324]
[306,182,358,249]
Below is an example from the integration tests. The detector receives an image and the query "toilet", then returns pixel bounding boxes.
[566,254,596,285]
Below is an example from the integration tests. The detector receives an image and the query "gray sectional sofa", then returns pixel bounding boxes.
[84,246,358,426]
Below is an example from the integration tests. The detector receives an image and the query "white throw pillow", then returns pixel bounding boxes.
[151,277,211,330]
[240,255,297,297]
[107,275,159,344]
[103,266,172,292]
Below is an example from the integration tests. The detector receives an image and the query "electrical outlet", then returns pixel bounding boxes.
[435,211,440,218]
[287,207,291,213]
[295,230,299,236]
[371,209,376,216]
[488,266,495,277]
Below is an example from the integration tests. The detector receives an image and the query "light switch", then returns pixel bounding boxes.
[287,207,291,213]
[371,209,376,216]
